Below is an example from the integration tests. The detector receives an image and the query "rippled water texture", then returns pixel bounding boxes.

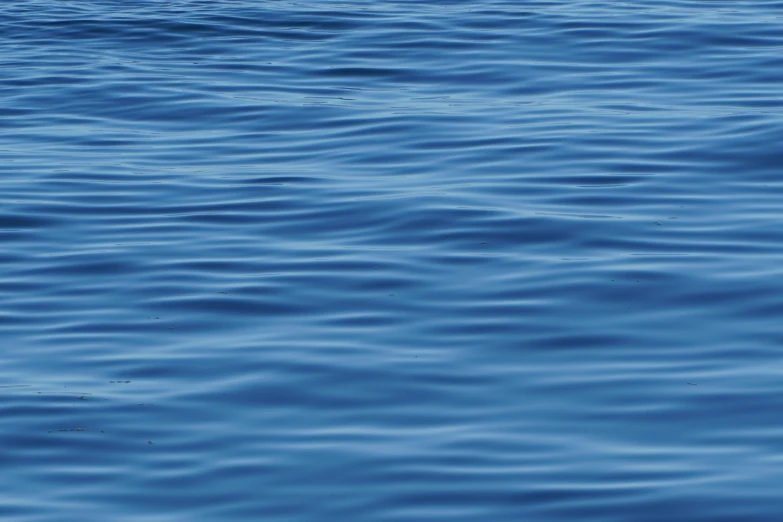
[2,1,783,520]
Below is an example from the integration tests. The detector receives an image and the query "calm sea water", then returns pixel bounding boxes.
[2,1,783,520]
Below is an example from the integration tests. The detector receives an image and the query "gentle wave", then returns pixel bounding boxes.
[2,1,783,520]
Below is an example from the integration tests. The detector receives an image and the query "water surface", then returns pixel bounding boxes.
[2,1,783,520]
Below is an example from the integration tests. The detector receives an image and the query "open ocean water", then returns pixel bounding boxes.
[2,1,783,520]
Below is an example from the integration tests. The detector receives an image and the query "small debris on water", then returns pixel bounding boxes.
[49,427,95,433]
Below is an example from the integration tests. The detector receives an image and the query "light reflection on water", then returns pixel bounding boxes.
[2,1,783,520]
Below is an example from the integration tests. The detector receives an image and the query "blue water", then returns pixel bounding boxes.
[2,1,783,520]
